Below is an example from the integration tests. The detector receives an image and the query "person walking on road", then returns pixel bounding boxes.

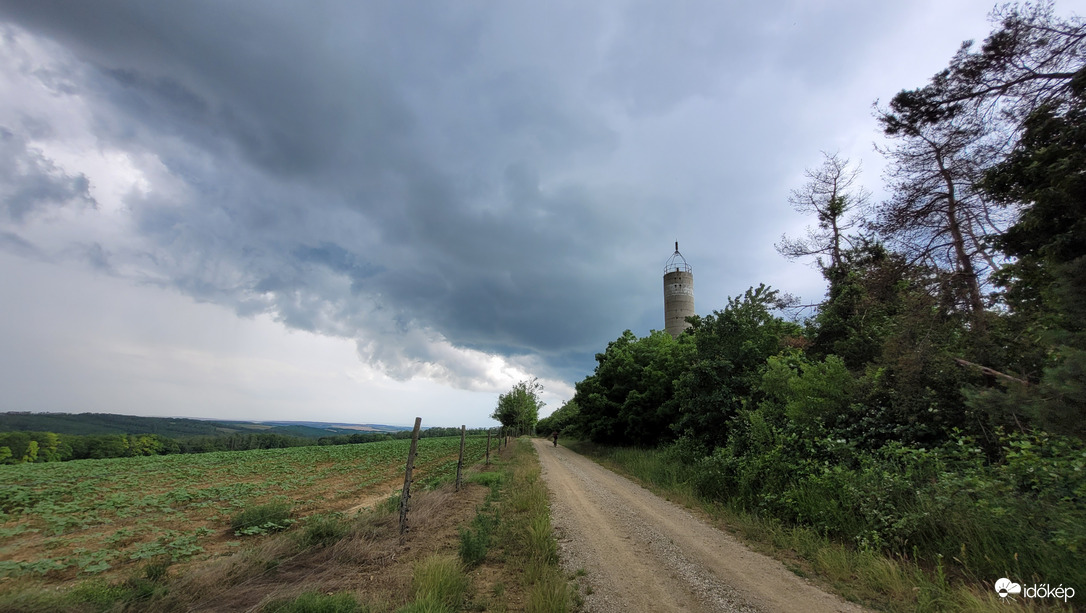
[551,430,559,447]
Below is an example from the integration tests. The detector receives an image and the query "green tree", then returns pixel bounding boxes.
[21,440,38,463]
[0,432,30,464]
[673,285,801,451]
[871,3,1086,329]
[491,378,543,435]
[805,241,900,368]
[761,353,855,427]
[970,69,1086,439]
[885,3,1084,129]
[36,432,60,462]
[573,330,693,446]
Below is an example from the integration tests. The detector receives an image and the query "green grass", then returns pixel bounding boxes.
[498,440,571,613]
[458,505,497,568]
[402,554,470,613]
[263,591,364,612]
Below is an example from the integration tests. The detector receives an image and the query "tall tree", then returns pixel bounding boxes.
[777,151,868,274]
[888,2,1085,128]
[873,112,1004,320]
[573,330,692,446]
[971,68,1086,438]
[874,2,1086,325]
[986,70,1086,338]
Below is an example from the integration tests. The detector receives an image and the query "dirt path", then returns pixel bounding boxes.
[533,438,870,613]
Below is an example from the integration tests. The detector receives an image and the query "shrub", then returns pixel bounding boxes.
[230,502,294,536]
[458,509,497,568]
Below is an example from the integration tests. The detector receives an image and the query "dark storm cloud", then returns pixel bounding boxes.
[0,0,999,388]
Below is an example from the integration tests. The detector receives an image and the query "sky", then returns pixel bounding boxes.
[0,0,1073,428]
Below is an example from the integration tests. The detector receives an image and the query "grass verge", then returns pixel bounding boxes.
[499,439,574,613]
[564,439,1071,613]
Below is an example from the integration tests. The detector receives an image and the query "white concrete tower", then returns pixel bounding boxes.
[663,242,694,337]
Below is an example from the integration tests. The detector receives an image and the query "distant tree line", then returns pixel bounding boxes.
[556,3,1085,591]
[0,426,493,464]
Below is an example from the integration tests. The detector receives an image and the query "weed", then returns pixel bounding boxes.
[142,558,171,582]
[526,513,557,567]
[262,590,363,612]
[408,554,470,612]
[458,525,489,568]
[231,502,295,536]
[301,513,350,547]
[526,573,571,613]
[459,505,498,568]
[467,471,503,490]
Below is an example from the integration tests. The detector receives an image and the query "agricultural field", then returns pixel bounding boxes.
[0,435,491,582]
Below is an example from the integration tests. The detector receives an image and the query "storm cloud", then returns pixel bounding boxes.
[0,0,1010,421]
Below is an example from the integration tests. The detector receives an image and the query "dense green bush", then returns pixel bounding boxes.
[687,425,1086,587]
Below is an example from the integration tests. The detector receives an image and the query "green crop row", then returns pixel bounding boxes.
[0,435,491,580]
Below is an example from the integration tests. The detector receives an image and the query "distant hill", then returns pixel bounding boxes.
[256,421,411,432]
[0,412,407,439]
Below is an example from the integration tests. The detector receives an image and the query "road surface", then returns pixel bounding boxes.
[533,438,870,613]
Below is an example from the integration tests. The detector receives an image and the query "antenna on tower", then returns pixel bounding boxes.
[664,241,691,275]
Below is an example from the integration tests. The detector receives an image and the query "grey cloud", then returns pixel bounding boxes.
[0,0,999,390]
[0,127,95,221]
[0,2,754,385]
[0,230,43,260]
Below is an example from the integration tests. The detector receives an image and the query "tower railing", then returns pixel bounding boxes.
[664,251,691,275]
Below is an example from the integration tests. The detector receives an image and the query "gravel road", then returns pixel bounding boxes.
[533,438,871,613]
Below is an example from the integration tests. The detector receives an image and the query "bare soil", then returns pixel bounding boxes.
[533,438,871,613]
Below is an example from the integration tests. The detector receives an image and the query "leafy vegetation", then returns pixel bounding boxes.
[231,502,295,536]
[491,378,545,436]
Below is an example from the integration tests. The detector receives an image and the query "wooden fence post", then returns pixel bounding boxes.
[455,425,466,491]
[485,430,491,466]
[399,417,422,537]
